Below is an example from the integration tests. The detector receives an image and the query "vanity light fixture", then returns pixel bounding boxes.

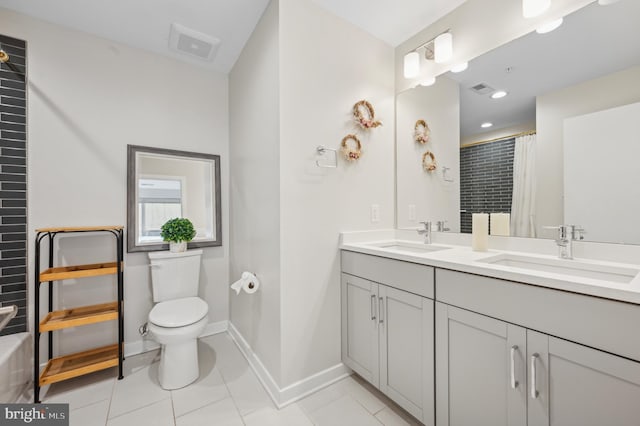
[523,0,551,18]
[491,91,508,99]
[404,51,420,78]
[403,29,453,79]
[481,122,493,128]
[451,62,469,73]
[536,17,563,34]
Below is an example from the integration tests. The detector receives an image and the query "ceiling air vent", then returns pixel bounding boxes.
[169,23,220,61]
[469,83,495,95]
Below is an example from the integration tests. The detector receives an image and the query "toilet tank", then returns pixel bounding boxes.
[148,249,203,302]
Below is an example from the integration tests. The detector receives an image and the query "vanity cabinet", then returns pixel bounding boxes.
[436,277,640,426]
[341,251,435,425]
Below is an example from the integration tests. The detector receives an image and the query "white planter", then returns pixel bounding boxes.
[169,241,187,253]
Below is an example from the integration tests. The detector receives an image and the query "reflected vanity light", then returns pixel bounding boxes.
[536,17,563,34]
[491,90,508,99]
[451,62,469,73]
[481,122,493,128]
[419,76,437,87]
[404,51,420,78]
[523,0,551,18]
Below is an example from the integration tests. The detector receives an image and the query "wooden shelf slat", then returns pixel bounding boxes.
[39,262,122,282]
[36,226,124,233]
[40,302,119,332]
[39,344,119,386]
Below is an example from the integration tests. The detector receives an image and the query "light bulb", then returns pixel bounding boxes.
[434,32,453,64]
[481,122,493,128]
[404,51,420,79]
[523,0,550,18]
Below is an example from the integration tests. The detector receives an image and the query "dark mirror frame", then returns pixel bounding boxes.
[127,144,222,253]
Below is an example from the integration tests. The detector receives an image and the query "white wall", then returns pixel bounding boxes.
[279,0,395,387]
[461,122,535,146]
[535,65,640,237]
[229,0,282,382]
[0,8,229,359]
[395,0,591,93]
[564,102,640,244]
[396,78,460,230]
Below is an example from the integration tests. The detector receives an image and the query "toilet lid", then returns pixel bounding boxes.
[149,297,208,328]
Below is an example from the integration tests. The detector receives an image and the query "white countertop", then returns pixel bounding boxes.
[340,234,640,305]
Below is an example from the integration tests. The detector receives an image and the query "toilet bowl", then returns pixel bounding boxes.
[147,250,208,390]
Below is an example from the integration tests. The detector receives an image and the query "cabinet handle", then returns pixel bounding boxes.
[370,295,376,321]
[379,297,384,324]
[510,345,519,389]
[530,353,539,399]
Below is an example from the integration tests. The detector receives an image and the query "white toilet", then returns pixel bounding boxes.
[147,249,208,390]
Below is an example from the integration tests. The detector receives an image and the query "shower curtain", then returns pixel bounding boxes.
[511,134,536,237]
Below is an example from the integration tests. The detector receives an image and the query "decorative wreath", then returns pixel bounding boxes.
[422,151,437,172]
[341,134,362,161]
[353,100,382,129]
[414,119,431,144]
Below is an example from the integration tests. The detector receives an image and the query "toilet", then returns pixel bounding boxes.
[147,249,208,390]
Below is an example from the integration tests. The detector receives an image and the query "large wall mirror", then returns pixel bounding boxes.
[396,0,640,244]
[127,145,222,252]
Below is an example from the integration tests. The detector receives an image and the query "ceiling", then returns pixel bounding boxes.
[447,0,640,139]
[0,0,465,74]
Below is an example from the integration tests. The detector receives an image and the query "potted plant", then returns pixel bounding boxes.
[160,218,196,253]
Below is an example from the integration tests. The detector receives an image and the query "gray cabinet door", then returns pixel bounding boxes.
[379,285,434,425]
[341,273,379,387]
[527,330,640,426]
[436,303,527,426]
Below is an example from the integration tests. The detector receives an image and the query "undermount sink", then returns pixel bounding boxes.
[368,241,451,254]
[479,253,640,284]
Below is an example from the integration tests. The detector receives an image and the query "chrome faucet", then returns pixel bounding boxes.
[547,225,584,259]
[435,220,450,232]
[417,221,432,244]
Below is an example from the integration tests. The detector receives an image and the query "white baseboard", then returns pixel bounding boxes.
[227,321,351,408]
[124,320,228,358]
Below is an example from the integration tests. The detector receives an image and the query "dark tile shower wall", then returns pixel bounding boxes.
[0,34,27,336]
[460,138,515,234]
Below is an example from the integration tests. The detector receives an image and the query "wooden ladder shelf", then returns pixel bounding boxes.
[33,226,125,403]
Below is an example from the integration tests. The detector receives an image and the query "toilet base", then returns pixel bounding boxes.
[158,339,199,390]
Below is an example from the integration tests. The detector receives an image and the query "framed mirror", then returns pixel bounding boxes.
[396,0,640,244]
[127,145,222,252]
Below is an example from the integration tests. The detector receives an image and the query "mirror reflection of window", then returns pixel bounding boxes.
[138,178,184,242]
[127,145,221,252]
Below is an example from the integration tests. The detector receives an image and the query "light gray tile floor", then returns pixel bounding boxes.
[25,332,421,425]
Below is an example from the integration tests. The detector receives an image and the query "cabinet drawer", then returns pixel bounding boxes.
[341,251,434,299]
[436,268,640,362]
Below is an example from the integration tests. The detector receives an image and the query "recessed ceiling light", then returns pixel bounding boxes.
[491,91,508,99]
[451,62,469,73]
[481,122,493,128]
[419,77,437,87]
[536,18,564,34]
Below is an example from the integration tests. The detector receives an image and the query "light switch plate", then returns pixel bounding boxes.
[371,204,380,223]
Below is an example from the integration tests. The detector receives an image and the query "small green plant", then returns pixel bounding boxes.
[160,218,196,243]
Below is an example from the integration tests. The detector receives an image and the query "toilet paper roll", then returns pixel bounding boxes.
[230,272,260,295]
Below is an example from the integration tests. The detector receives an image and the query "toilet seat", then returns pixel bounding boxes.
[149,296,208,327]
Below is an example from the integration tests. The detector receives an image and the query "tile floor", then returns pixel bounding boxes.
[23,332,422,426]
